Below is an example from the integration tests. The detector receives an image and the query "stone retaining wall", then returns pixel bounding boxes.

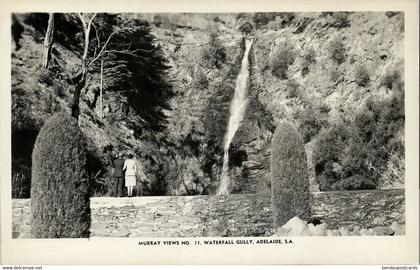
[12,189,404,238]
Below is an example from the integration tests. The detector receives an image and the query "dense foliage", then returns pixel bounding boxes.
[11,13,173,197]
[295,106,329,144]
[328,35,346,64]
[238,22,253,35]
[355,65,370,87]
[271,122,311,227]
[322,12,351,29]
[11,12,405,198]
[313,80,404,191]
[201,32,227,69]
[253,13,277,28]
[31,112,90,238]
[301,47,316,77]
[270,41,296,79]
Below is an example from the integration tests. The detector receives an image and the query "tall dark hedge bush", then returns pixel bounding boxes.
[271,122,311,228]
[31,112,90,238]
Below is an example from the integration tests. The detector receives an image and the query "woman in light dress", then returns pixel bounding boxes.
[123,153,137,197]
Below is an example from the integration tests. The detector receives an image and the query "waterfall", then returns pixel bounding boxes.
[217,39,253,195]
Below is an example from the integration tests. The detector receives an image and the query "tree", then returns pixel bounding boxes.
[100,18,172,132]
[270,41,296,79]
[99,58,104,118]
[31,112,90,238]
[328,35,346,65]
[201,32,227,69]
[238,22,253,35]
[71,13,97,120]
[253,13,277,28]
[70,13,161,122]
[271,122,311,227]
[42,13,55,69]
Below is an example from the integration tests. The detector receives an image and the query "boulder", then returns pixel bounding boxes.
[390,221,405,235]
[308,223,327,236]
[339,227,349,236]
[281,216,308,236]
[373,226,395,236]
[275,227,292,236]
[327,229,341,236]
[359,228,370,236]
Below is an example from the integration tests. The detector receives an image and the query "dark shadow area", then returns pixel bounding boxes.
[12,129,39,198]
[11,15,24,51]
[102,19,173,134]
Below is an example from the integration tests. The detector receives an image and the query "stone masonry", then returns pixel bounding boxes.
[12,189,404,238]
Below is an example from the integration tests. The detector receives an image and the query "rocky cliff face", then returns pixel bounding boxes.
[155,22,276,195]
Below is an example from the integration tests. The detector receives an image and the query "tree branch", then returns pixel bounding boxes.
[91,22,101,59]
[87,30,119,68]
[77,13,86,28]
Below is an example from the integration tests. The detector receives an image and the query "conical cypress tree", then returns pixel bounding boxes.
[271,121,311,228]
[31,111,90,238]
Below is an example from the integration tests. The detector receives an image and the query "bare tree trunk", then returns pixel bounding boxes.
[43,13,55,69]
[99,58,104,119]
[71,67,86,120]
[71,13,96,120]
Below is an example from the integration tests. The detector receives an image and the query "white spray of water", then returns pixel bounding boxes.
[217,39,253,195]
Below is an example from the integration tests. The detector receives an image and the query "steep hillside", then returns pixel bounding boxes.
[11,12,404,198]
[250,12,404,190]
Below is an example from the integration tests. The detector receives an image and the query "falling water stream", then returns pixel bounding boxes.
[217,39,254,195]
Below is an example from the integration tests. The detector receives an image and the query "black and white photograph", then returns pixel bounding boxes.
[1,0,419,265]
[9,11,407,238]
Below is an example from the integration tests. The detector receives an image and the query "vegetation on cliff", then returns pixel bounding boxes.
[12,12,404,197]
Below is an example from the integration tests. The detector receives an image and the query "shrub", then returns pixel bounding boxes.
[381,68,402,91]
[253,13,277,28]
[213,16,221,23]
[277,12,296,26]
[328,36,346,64]
[31,111,90,238]
[313,91,404,191]
[385,11,400,18]
[37,69,54,86]
[313,123,351,191]
[316,102,331,114]
[313,122,380,191]
[355,65,370,87]
[12,173,30,198]
[286,79,300,99]
[201,33,227,69]
[238,22,253,35]
[52,82,66,98]
[329,12,350,29]
[194,68,209,90]
[330,68,341,83]
[43,92,58,114]
[270,42,296,79]
[271,122,311,228]
[301,47,316,77]
[295,107,328,143]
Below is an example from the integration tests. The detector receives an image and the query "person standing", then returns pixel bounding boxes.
[112,152,125,197]
[123,153,137,197]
